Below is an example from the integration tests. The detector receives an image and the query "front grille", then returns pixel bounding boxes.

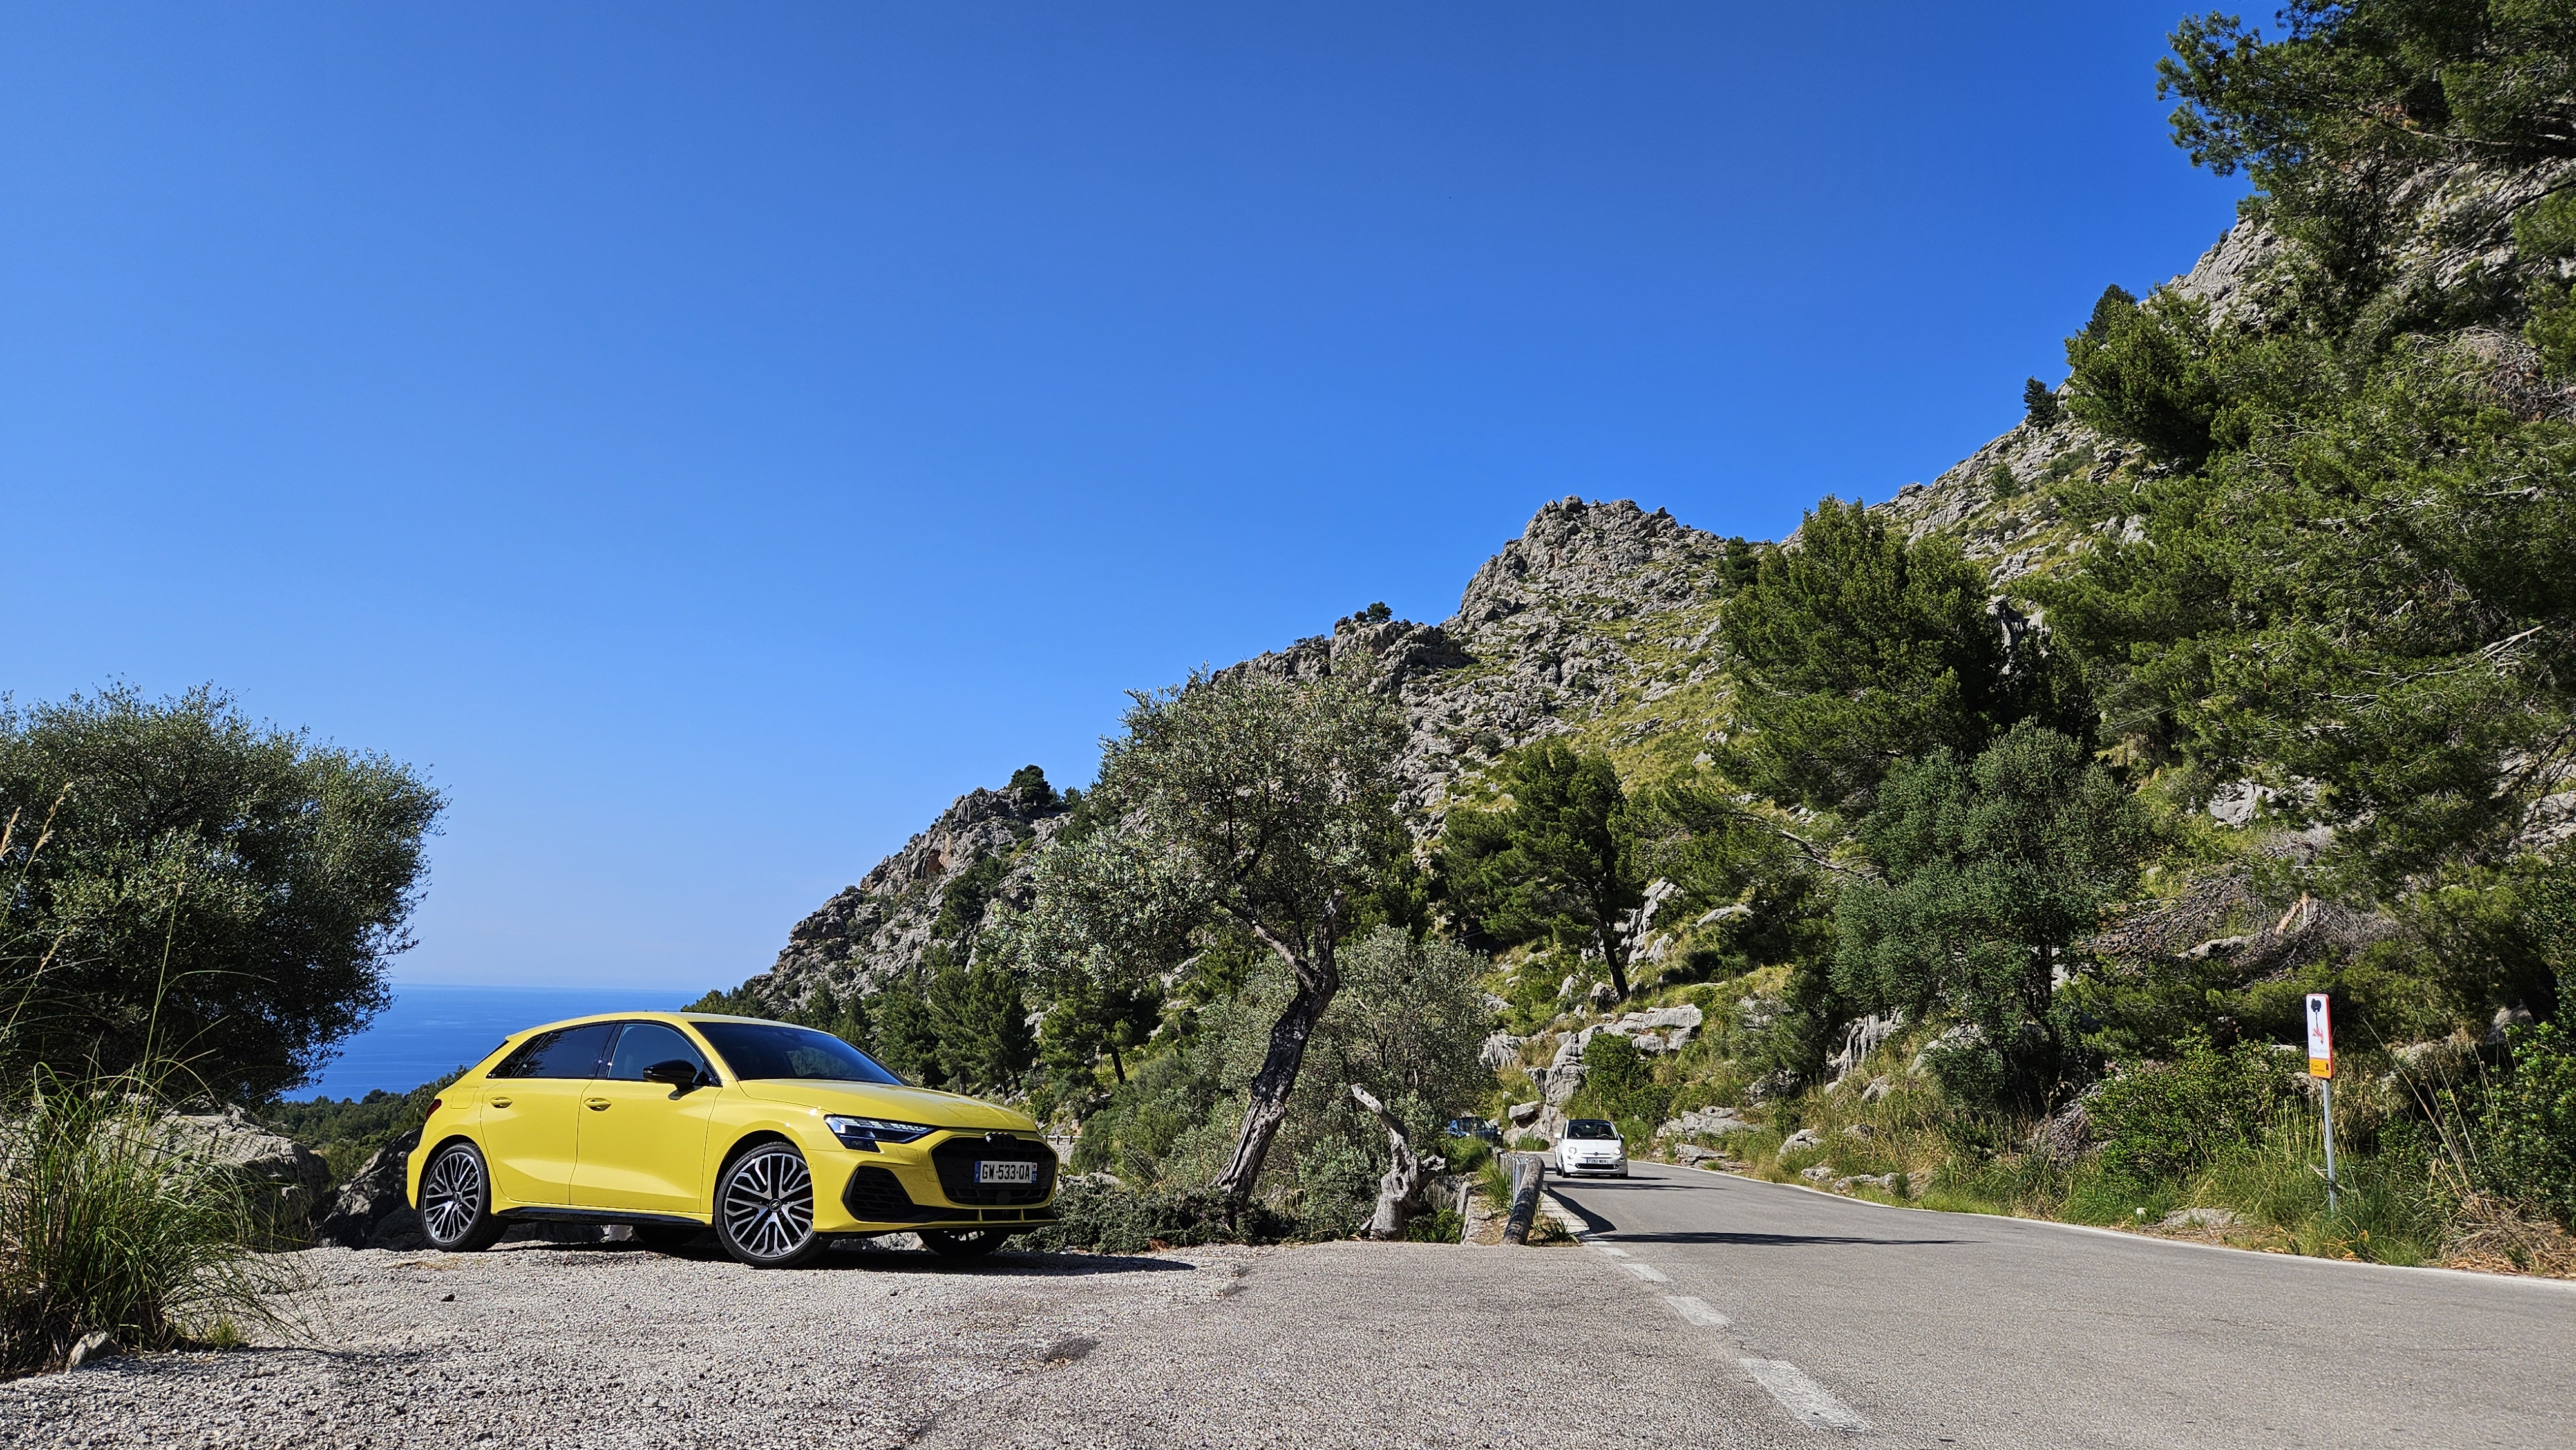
[929,1135,1057,1207]
[843,1166,945,1223]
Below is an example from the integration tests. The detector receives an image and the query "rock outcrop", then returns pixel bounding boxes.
[315,1131,424,1249]
[156,1105,334,1228]
[737,777,1069,1014]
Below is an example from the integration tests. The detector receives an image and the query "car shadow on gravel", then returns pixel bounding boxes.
[498,1238,1195,1277]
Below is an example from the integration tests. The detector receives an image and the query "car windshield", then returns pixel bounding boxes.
[1567,1120,1619,1140]
[692,1021,904,1084]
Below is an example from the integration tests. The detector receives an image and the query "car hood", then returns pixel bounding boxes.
[733,1078,1036,1133]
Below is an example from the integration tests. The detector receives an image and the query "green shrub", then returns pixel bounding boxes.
[1569,1032,1667,1127]
[2,1073,301,1375]
[2481,1019,2576,1225]
[1023,1178,1298,1256]
[1401,1204,1463,1242]
[2090,1033,2291,1181]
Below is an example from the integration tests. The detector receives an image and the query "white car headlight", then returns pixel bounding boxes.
[824,1115,933,1148]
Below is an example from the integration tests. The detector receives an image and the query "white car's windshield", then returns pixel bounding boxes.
[1566,1120,1618,1140]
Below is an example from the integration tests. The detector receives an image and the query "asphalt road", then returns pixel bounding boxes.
[1544,1162,2576,1449]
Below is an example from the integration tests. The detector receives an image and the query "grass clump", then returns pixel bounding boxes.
[1,1071,303,1377]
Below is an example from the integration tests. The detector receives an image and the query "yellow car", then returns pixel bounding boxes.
[404,1012,1056,1267]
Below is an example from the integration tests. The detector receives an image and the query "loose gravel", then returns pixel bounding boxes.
[2,1235,1803,1450]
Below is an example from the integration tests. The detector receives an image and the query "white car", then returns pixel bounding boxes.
[1556,1118,1628,1176]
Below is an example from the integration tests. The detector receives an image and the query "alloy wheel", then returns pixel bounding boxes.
[422,1147,484,1245]
[722,1147,815,1262]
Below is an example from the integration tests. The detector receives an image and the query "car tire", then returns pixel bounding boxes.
[634,1224,705,1252]
[419,1142,506,1253]
[715,1143,825,1268]
[921,1229,1009,1259]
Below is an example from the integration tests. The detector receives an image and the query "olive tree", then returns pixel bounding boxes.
[1084,666,1408,1205]
[0,686,444,1100]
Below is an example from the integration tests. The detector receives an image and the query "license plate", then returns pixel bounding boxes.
[976,1160,1035,1185]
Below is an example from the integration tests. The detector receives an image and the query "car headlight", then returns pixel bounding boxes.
[824,1115,934,1148]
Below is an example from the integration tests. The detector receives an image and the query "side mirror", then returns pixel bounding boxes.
[641,1059,707,1091]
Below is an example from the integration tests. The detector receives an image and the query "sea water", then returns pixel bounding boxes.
[295,983,699,1101]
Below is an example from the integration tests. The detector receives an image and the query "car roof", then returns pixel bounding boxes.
[488,1009,796,1042]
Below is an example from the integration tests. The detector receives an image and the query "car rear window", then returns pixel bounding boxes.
[692,1021,903,1084]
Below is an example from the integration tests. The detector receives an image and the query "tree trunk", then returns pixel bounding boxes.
[1350,1083,1430,1240]
[1209,896,1343,1203]
[1594,918,1631,1001]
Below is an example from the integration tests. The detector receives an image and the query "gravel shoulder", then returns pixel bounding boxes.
[1,1235,1804,1450]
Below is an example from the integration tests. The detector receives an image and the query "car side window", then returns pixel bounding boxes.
[602,1022,711,1082]
[489,1023,616,1079]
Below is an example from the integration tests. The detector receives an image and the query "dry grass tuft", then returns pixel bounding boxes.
[2439,1193,2576,1278]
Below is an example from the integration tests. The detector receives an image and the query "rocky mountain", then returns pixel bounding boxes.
[724,223,2266,1016]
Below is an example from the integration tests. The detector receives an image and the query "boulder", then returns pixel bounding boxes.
[315,1131,424,1249]
[1586,981,1619,1010]
[1543,1063,1586,1107]
[1504,1100,1542,1128]
[156,1105,334,1227]
[1825,1012,1902,1085]
[1479,1031,1523,1069]
[2159,1207,2242,1230]
[1672,1144,1733,1169]
[1777,1127,1822,1160]
[1834,1172,1906,1196]
[1799,1164,1835,1182]
[1657,1107,1754,1139]
[1859,1075,1895,1103]
[2025,1100,2093,1168]
[1841,1123,1875,1141]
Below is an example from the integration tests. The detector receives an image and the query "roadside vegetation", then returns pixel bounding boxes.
[1,688,442,1375]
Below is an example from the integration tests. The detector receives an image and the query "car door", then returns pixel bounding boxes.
[478,1022,616,1207]
[568,1021,718,1216]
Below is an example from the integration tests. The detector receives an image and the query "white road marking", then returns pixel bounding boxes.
[1660,1295,1731,1329]
[1620,1261,1671,1283]
[1740,1358,1868,1434]
[1593,1245,1631,1257]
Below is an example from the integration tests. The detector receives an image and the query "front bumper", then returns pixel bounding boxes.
[812,1131,1059,1234]
[1560,1158,1627,1175]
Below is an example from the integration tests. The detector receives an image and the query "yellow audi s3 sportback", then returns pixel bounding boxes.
[403,1012,1056,1268]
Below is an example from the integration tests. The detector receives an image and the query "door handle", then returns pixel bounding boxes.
[585,1097,611,1110]
[488,1097,512,1108]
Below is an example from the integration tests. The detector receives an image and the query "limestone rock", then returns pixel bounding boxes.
[2026,1100,2094,1168]
[731,777,1070,1014]
[1658,1107,1754,1140]
[1778,1128,1822,1160]
[315,1131,424,1249]
[2159,1207,2242,1230]
[157,1105,333,1227]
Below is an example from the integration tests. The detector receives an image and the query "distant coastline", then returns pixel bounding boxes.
[297,983,697,1100]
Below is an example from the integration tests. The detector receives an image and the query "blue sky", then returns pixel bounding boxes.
[1,3,2244,992]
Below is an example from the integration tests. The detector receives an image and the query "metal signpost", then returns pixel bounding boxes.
[2306,992,2337,1213]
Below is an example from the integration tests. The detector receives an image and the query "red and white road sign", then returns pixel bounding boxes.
[2305,993,2334,1079]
